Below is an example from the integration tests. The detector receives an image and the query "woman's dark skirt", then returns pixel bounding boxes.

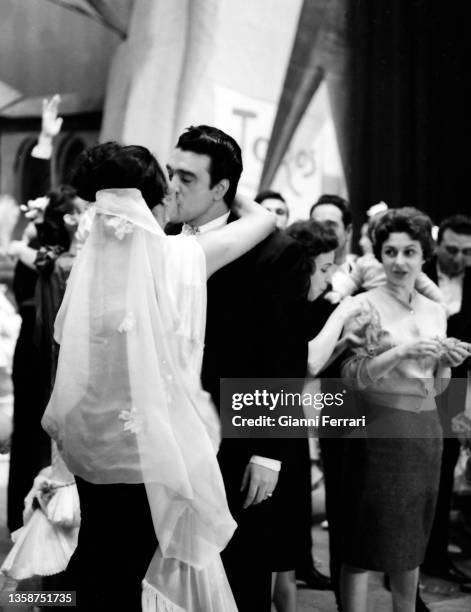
[341,405,443,572]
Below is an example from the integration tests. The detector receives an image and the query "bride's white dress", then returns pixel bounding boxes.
[40,189,237,611]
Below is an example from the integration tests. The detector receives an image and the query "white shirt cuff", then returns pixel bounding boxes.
[31,134,53,160]
[250,455,281,472]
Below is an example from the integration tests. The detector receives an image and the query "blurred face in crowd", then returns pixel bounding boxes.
[260,198,289,229]
[64,196,87,232]
[308,250,335,301]
[381,232,424,289]
[310,204,349,251]
[75,204,95,247]
[165,149,228,226]
[436,229,471,277]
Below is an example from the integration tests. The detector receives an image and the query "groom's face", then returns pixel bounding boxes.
[166,148,221,226]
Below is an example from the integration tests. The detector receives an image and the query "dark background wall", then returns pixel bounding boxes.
[347,0,470,240]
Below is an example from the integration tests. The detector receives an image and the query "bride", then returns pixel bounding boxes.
[41,141,275,611]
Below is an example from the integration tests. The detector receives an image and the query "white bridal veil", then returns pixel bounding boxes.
[42,189,237,611]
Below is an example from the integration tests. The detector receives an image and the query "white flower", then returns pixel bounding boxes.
[105,216,134,240]
[118,407,143,434]
[118,312,136,333]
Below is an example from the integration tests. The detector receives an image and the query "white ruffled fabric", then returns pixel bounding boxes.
[1,509,78,581]
[41,189,237,611]
[142,552,236,612]
[1,443,80,580]
[44,443,80,529]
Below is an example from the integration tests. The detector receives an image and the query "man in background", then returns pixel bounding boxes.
[422,214,471,591]
[255,189,290,229]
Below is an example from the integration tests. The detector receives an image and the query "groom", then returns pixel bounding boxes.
[165,125,310,611]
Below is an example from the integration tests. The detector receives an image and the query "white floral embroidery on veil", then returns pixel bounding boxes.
[104,215,134,240]
[118,407,144,434]
[118,311,136,333]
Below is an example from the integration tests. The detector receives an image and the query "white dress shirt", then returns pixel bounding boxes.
[437,264,463,316]
[182,213,230,235]
[197,213,230,233]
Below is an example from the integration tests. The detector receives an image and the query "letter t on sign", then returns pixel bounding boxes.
[233,108,257,153]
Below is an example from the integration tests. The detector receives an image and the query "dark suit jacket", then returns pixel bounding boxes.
[423,258,471,374]
[423,257,471,426]
[166,219,310,495]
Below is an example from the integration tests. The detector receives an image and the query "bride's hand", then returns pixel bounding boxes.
[231,193,274,227]
[230,193,250,215]
[200,192,275,277]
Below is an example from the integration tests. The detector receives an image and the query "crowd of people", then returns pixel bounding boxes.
[0,97,470,612]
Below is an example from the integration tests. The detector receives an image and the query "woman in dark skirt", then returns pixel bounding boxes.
[339,208,471,612]
[269,220,364,612]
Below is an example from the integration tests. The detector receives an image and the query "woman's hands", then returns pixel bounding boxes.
[333,296,367,324]
[438,338,471,368]
[31,95,62,160]
[397,337,471,366]
[324,290,342,304]
[40,95,63,139]
[397,338,442,360]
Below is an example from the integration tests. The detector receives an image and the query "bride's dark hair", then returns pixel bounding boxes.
[70,142,167,210]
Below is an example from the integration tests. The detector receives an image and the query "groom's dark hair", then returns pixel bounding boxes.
[176,125,243,206]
